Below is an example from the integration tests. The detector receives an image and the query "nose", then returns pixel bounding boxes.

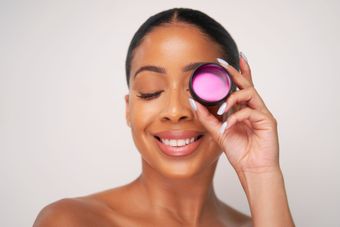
[160,88,194,123]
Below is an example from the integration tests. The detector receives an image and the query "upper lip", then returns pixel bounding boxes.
[153,130,204,140]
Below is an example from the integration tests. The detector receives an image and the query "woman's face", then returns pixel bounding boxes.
[126,23,224,178]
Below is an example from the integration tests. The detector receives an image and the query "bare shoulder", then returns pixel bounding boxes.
[218,200,253,227]
[33,197,115,227]
[33,198,82,227]
[33,184,133,227]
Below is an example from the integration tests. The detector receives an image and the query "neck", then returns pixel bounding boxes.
[134,160,220,224]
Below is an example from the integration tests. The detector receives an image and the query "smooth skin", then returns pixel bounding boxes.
[34,22,294,227]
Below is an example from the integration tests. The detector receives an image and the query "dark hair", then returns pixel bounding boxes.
[125,8,239,86]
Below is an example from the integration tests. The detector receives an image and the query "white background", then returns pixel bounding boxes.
[1,0,339,226]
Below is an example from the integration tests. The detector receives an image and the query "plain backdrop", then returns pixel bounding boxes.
[1,0,339,226]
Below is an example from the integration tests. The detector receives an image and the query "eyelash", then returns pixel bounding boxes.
[137,88,189,101]
[137,91,164,100]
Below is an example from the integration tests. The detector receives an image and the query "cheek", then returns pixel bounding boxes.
[128,97,166,172]
[128,96,165,156]
[203,136,223,160]
[129,98,162,129]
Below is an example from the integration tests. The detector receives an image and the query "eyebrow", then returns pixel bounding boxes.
[133,62,210,78]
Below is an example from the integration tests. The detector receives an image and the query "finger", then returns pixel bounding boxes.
[216,58,252,89]
[239,52,254,86]
[189,98,225,144]
[226,107,275,131]
[217,87,269,115]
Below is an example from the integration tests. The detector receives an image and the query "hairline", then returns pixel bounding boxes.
[127,21,226,86]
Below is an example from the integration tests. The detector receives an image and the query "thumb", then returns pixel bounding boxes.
[189,98,226,145]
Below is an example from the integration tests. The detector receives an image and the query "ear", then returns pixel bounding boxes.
[125,94,131,127]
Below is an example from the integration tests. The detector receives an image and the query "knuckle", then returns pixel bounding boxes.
[242,87,253,97]
[244,107,253,115]
[228,92,237,103]
[248,87,257,95]
[217,134,225,145]
[268,114,278,127]
[227,114,234,122]
[272,117,278,126]
[243,107,250,114]
[247,67,252,75]
[230,91,237,98]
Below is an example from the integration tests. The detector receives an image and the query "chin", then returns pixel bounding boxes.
[140,146,222,181]
[162,163,217,179]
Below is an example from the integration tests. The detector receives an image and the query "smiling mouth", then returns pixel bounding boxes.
[154,135,203,147]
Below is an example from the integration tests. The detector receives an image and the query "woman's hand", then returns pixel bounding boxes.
[189,53,294,226]
[189,55,280,174]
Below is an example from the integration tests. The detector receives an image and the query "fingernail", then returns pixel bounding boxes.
[239,51,248,63]
[217,102,227,115]
[188,98,197,111]
[216,58,229,67]
[219,122,228,134]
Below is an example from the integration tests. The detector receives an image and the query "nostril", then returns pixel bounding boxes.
[161,115,189,123]
[160,97,194,122]
[179,116,188,121]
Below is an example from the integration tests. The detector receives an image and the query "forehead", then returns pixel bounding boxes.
[131,23,222,70]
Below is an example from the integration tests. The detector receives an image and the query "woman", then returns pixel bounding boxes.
[34,8,294,226]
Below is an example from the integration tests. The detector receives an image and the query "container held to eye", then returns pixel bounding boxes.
[189,63,235,106]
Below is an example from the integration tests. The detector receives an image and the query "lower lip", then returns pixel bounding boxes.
[155,137,202,157]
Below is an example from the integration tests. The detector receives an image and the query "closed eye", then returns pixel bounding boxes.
[137,91,164,100]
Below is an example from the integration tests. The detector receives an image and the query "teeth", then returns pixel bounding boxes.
[160,136,199,147]
[185,138,190,145]
[177,139,185,146]
[170,140,176,146]
[164,139,170,146]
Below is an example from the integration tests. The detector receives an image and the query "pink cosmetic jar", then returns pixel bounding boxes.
[189,63,235,106]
